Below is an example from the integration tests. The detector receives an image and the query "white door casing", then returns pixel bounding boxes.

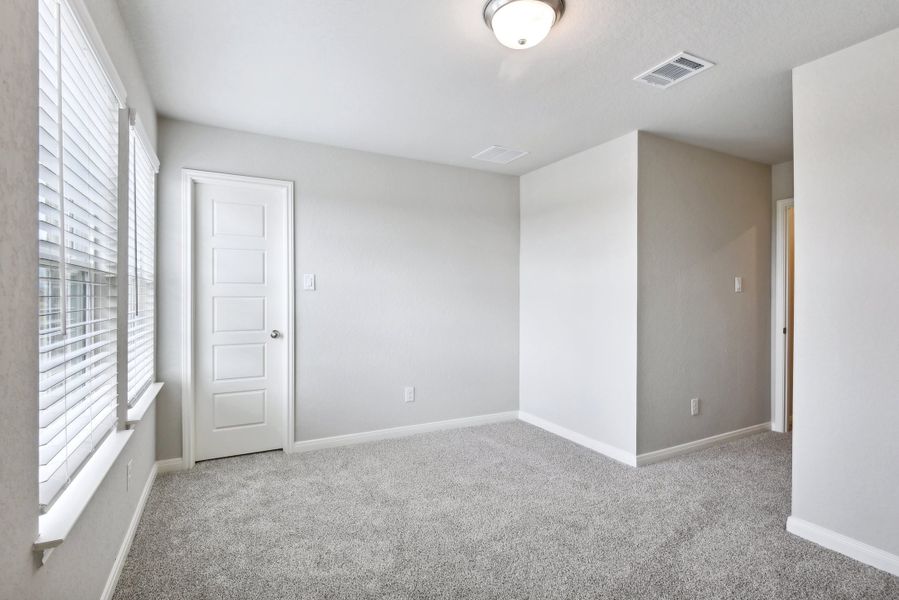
[182,170,294,466]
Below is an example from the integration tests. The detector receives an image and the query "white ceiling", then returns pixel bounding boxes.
[117,0,899,175]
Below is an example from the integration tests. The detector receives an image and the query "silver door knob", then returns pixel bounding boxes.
[270,330,281,339]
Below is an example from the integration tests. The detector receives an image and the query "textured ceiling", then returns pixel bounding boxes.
[117,0,899,175]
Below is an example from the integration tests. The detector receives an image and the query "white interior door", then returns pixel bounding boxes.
[194,174,291,461]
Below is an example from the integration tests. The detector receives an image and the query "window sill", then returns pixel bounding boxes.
[35,382,163,562]
[34,429,134,563]
[126,382,164,428]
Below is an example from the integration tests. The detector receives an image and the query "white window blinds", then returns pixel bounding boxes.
[38,0,122,508]
[127,130,157,405]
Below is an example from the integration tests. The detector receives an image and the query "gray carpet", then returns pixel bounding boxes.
[114,422,898,599]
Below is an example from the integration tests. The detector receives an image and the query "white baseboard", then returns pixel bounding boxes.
[293,411,519,453]
[787,516,899,577]
[517,411,638,467]
[636,422,772,466]
[101,463,157,600]
[155,457,185,474]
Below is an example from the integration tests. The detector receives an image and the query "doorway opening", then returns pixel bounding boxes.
[773,198,795,433]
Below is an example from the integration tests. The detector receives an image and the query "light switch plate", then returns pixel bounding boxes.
[303,274,316,291]
[734,276,743,293]
[404,386,415,403]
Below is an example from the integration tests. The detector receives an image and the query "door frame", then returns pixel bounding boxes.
[772,198,794,433]
[180,169,295,469]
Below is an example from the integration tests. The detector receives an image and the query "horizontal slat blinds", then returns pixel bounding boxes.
[38,0,121,509]
[127,131,157,404]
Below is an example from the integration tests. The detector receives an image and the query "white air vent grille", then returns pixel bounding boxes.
[472,146,528,165]
[635,52,715,89]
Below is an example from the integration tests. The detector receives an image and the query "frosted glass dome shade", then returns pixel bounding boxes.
[486,0,563,50]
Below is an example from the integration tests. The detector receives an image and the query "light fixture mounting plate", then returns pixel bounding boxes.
[483,0,565,29]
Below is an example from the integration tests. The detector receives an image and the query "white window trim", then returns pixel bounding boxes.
[131,113,160,171]
[124,111,160,409]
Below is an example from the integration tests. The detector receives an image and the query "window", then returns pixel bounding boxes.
[37,0,122,508]
[127,128,158,405]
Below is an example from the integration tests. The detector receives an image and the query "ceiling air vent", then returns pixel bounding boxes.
[634,52,715,89]
[472,146,529,165]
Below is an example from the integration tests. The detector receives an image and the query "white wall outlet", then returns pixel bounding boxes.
[126,459,134,491]
[691,398,700,416]
[734,276,743,293]
[303,273,316,291]
[404,386,415,403]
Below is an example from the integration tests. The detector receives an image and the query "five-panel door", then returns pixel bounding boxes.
[194,177,288,461]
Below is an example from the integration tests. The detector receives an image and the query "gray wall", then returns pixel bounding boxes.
[636,133,771,454]
[772,161,794,201]
[519,133,639,454]
[0,1,159,598]
[156,119,521,459]
[518,131,771,457]
[791,28,899,555]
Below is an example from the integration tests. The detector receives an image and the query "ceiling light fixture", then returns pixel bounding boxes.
[484,0,564,50]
